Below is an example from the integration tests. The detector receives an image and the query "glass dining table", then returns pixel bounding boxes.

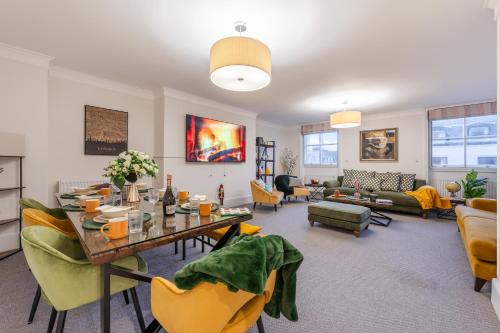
[56,194,252,333]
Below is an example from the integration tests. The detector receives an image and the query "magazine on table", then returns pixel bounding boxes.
[220,207,252,216]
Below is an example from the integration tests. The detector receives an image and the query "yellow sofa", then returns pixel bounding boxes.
[250,180,284,212]
[455,198,497,292]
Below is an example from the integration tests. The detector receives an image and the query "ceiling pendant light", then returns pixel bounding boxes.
[330,110,362,128]
[210,21,271,92]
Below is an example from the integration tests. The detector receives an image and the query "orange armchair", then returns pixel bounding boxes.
[250,180,284,212]
[150,270,276,333]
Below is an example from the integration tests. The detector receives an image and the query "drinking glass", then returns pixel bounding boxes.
[147,189,160,216]
[190,198,200,217]
[128,210,143,234]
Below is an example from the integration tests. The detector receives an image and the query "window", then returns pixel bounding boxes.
[303,131,338,166]
[431,114,497,168]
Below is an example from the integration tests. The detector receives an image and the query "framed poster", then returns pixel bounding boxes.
[84,105,128,156]
[360,128,398,162]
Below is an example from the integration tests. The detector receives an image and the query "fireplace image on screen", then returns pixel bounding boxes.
[186,114,246,162]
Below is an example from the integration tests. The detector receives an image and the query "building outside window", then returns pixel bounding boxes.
[429,102,497,169]
[301,122,338,167]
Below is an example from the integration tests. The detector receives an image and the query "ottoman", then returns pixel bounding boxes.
[308,201,371,237]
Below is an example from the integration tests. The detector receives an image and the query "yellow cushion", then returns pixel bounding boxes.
[464,217,497,263]
[207,223,262,241]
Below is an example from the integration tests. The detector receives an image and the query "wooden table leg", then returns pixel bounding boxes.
[101,263,111,333]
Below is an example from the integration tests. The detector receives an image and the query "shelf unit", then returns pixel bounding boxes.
[0,155,24,261]
[256,140,275,187]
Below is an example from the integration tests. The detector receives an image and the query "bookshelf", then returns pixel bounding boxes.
[256,140,275,187]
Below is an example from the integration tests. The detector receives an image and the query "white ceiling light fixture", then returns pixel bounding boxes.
[330,110,361,128]
[210,21,271,92]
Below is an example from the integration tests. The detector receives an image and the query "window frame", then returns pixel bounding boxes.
[429,115,497,172]
[303,130,339,167]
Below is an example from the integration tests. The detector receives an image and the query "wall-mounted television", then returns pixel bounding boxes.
[186,114,246,162]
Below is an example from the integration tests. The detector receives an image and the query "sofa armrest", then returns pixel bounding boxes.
[413,179,426,190]
[466,198,497,213]
[324,180,340,189]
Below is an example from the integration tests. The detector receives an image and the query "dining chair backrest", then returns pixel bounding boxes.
[151,269,276,333]
[20,198,68,220]
[22,208,77,239]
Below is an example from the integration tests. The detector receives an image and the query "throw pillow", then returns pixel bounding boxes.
[342,169,354,187]
[256,179,266,189]
[288,177,304,187]
[376,172,401,192]
[362,176,381,191]
[352,170,374,188]
[265,184,273,192]
[400,173,416,192]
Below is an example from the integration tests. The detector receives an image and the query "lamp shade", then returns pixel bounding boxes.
[330,111,362,128]
[210,36,271,92]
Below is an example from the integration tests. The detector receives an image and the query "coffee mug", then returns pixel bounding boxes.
[100,217,128,239]
[199,202,212,217]
[178,191,189,201]
[84,199,100,213]
[99,187,112,196]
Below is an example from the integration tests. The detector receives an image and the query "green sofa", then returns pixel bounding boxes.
[323,176,427,216]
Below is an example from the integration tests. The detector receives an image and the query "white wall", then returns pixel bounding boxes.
[0,54,50,253]
[47,73,155,206]
[155,89,257,206]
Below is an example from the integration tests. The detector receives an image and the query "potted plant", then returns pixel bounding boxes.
[103,150,159,203]
[460,169,487,199]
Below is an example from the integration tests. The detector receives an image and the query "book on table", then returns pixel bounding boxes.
[375,199,393,205]
[220,207,252,216]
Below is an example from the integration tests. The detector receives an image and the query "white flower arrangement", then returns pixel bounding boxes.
[103,150,159,188]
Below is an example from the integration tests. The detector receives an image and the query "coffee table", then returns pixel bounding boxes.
[325,195,393,227]
[437,197,466,220]
[305,183,326,201]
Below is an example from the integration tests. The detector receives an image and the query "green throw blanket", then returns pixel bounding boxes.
[174,234,304,321]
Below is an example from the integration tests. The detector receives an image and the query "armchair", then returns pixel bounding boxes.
[275,175,310,202]
[250,180,284,211]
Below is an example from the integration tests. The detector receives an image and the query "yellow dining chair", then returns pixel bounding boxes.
[22,208,77,239]
[149,270,276,333]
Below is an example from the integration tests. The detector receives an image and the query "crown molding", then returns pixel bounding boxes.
[50,66,155,100]
[162,87,258,119]
[485,0,500,19]
[0,42,53,68]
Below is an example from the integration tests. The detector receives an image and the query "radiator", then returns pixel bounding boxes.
[58,179,106,194]
[431,179,497,199]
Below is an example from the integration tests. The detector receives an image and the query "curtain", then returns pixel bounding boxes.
[301,121,333,134]
[428,101,496,120]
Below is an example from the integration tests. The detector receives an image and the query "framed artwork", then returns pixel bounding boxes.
[360,128,398,162]
[84,105,128,156]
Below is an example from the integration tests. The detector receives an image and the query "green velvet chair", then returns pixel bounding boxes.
[21,226,148,332]
[20,198,68,220]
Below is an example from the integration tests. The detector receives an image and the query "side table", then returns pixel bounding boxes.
[437,197,466,220]
[305,184,325,201]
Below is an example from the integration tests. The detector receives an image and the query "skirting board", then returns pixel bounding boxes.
[492,278,500,321]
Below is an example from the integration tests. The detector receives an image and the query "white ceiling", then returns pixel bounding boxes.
[0,0,496,125]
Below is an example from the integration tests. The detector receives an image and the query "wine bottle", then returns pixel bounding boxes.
[162,174,176,216]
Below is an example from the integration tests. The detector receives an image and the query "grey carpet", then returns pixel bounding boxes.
[1,201,499,332]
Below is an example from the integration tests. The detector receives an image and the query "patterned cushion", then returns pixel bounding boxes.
[376,172,401,192]
[400,174,416,192]
[342,169,355,187]
[362,176,381,191]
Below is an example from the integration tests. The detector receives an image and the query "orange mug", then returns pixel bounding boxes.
[100,217,128,239]
[199,202,212,217]
[84,199,100,213]
[178,191,189,201]
[99,188,112,196]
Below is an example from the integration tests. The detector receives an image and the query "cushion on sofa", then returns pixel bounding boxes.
[362,176,381,191]
[342,169,355,187]
[400,173,416,192]
[463,218,497,263]
[376,172,401,192]
[308,201,371,223]
[374,191,420,207]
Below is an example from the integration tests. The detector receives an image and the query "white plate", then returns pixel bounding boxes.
[93,215,113,223]
[101,206,132,218]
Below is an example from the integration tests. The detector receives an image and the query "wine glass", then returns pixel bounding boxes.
[147,189,160,216]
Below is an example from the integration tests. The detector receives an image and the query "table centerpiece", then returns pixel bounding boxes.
[103,150,159,203]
